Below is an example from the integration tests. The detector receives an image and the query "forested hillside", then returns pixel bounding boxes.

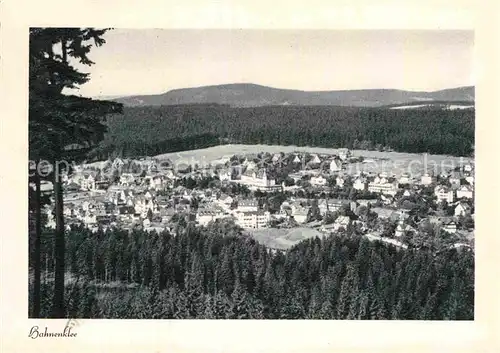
[94,104,475,159]
[29,223,474,319]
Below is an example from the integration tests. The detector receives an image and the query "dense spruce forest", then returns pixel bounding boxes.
[29,222,474,319]
[93,104,475,159]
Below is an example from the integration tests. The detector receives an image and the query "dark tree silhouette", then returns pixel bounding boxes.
[29,28,122,318]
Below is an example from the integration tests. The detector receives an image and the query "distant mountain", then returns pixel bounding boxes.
[109,83,475,108]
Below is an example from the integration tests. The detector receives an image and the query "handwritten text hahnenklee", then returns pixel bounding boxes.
[28,325,77,339]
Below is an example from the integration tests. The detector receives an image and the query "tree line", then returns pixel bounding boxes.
[29,222,474,320]
[93,104,475,159]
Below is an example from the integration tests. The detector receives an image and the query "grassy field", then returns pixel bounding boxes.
[84,144,473,178]
[246,227,323,250]
[155,144,473,177]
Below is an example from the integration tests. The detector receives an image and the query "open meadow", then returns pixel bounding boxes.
[154,143,473,177]
[246,227,323,250]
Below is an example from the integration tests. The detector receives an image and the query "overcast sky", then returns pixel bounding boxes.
[67,29,474,97]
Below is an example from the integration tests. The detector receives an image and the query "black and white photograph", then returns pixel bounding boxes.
[27,28,476,321]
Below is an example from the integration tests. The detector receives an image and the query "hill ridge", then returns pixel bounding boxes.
[109,83,475,108]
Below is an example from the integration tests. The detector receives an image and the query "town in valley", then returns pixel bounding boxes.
[34,147,475,252]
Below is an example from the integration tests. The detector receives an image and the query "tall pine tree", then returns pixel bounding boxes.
[29,28,122,317]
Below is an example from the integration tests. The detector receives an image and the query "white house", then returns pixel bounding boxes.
[421,173,436,186]
[182,189,194,201]
[81,174,96,191]
[288,172,302,183]
[317,199,331,215]
[463,163,474,174]
[454,203,472,217]
[320,223,337,233]
[357,199,377,207]
[310,175,328,187]
[120,173,136,187]
[134,196,156,217]
[353,177,368,191]
[273,207,289,220]
[330,159,343,172]
[218,168,232,181]
[237,199,259,213]
[395,220,414,237]
[293,154,301,164]
[291,206,309,224]
[335,175,345,188]
[449,175,462,187]
[239,169,277,190]
[83,212,97,225]
[368,176,399,196]
[338,148,351,161]
[196,211,215,226]
[333,216,351,231]
[442,219,457,234]
[243,159,257,171]
[310,154,321,164]
[196,208,228,226]
[163,169,176,179]
[456,185,474,199]
[399,173,412,185]
[217,194,234,211]
[272,153,282,163]
[68,173,84,187]
[234,211,271,229]
[318,199,352,215]
[434,185,455,204]
[148,175,164,190]
[81,200,92,212]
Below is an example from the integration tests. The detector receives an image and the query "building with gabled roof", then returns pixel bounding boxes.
[335,175,346,188]
[442,219,458,234]
[368,175,399,196]
[399,173,412,185]
[333,215,351,231]
[421,172,436,186]
[329,159,343,172]
[120,173,136,187]
[310,154,321,164]
[353,177,368,191]
[317,198,353,215]
[434,185,455,204]
[291,206,309,224]
[196,207,229,226]
[456,185,474,199]
[238,168,277,190]
[337,148,351,161]
[237,199,259,212]
[218,167,233,181]
[455,202,472,217]
[310,175,328,187]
